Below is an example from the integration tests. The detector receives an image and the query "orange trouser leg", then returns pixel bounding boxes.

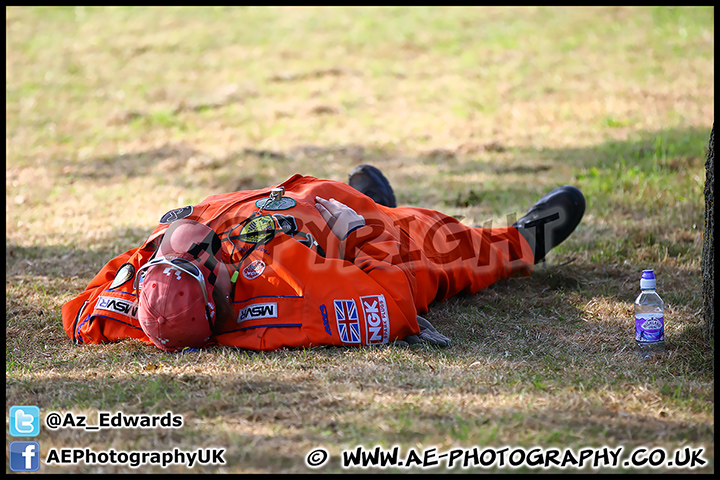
[386,207,535,311]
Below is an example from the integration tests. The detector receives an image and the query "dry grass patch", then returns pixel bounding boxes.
[6,6,714,474]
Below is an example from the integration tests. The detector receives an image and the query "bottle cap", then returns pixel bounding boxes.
[640,269,656,290]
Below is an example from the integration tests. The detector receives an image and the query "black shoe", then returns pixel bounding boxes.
[348,164,397,208]
[513,185,585,264]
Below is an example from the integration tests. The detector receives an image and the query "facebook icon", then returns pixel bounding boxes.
[9,441,41,472]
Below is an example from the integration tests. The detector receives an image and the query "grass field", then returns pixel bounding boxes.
[5,6,714,473]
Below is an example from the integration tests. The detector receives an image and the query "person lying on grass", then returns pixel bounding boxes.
[62,165,585,352]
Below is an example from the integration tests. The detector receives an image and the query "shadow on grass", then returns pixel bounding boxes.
[7,124,712,381]
[429,260,713,381]
[542,126,711,171]
[53,125,711,214]
[7,233,150,280]
[7,360,714,427]
[5,360,714,474]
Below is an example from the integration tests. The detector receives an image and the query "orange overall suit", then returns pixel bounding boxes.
[61,174,534,351]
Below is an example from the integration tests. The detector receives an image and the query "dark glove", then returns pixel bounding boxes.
[393,315,451,348]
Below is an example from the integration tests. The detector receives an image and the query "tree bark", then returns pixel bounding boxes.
[701,124,714,340]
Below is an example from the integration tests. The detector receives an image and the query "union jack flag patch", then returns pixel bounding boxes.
[334,299,361,344]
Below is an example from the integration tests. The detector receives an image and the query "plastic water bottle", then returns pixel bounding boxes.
[634,269,665,357]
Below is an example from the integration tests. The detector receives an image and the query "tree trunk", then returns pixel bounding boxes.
[701,124,714,340]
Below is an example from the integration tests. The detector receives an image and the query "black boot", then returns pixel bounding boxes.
[348,164,397,208]
[513,185,585,264]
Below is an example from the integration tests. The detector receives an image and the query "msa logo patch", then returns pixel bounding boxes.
[360,294,390,345]
[237,302,277,323]
[96,296,138,319]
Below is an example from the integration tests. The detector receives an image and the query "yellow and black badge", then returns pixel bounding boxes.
[228,213,280,285]
[237,214,278,244]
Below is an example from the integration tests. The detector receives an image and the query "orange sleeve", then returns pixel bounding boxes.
[339,221,421,329]
[215,229,421,350]
[61,245,157,345]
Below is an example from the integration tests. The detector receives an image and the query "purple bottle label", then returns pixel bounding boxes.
[635,313,664,343]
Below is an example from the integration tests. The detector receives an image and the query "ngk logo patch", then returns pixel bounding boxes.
[360,294,389,345]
